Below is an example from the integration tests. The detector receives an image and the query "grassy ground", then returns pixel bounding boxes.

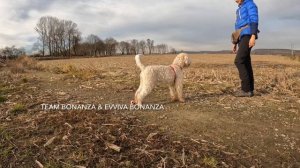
[0,54,299,167]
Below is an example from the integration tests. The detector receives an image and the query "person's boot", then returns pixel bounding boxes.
[234,90,254,97]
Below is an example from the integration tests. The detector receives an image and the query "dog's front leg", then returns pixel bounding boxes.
[175,78,185,102]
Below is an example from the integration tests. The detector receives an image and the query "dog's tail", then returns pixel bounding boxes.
[135,54,145,71]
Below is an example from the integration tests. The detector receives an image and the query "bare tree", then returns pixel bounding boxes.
[155,45,161,54]
[124,41,131,55]
[32,41,42,56]
[35,18,176,57]
[35,17,47,56]
[156,44,168,54]
[95,40,105,56]
[75,36,104,57]
[77,42,89,56]
[64,20,79,57]
[72,30,81,56]
[163,44,168,54]
[170,47,177,54]
[104,38,117,56]
[35,16,81,57]
[86,34,101,56]
[56,19,65,56]
[139,40,146,54]
[0,46,25,59]
[146,39,154,54]
[130,39,139,54]
[117,41,128,55]
[47,16,59,56]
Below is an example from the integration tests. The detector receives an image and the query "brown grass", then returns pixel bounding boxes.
[7,55,44,73]
[1,54,299,167]
[40,54,299,96]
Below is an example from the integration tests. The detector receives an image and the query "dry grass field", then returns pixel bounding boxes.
[0,54,300,167]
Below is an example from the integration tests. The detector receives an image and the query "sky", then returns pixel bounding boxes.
[0,0,299,53]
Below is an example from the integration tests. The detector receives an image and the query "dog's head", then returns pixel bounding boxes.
[172,53,191,68]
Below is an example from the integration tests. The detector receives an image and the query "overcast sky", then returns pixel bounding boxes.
[0,0,299,52]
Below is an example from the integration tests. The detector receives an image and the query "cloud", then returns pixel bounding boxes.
[0,0,299,52]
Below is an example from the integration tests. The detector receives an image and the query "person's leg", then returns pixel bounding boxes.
[234,36,251,92]
[245,55,254,92]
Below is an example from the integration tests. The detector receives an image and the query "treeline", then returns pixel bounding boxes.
[34,16,81,57]
[34,16,176,57]
[0,46,26,59]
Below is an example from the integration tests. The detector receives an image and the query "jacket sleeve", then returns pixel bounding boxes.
[247,3,259,35]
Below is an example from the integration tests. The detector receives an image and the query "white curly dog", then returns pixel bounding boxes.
[132,53,191,105]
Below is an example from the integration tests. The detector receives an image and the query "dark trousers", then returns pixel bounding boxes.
[234,35,254,92]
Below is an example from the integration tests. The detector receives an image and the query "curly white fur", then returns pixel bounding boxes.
[133,53,191,105]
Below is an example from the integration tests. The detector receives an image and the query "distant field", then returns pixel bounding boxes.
[0,54,299,167]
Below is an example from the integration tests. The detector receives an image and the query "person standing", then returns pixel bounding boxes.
[232,0,259,97]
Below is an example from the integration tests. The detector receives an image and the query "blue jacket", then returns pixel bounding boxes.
[235,0,259,38]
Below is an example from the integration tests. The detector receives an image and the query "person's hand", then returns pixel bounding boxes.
[249,35,256,48]
[232,44,237,54]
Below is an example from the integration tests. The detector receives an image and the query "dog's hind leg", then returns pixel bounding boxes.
[136,82,154,105]
[134,84,142,103]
